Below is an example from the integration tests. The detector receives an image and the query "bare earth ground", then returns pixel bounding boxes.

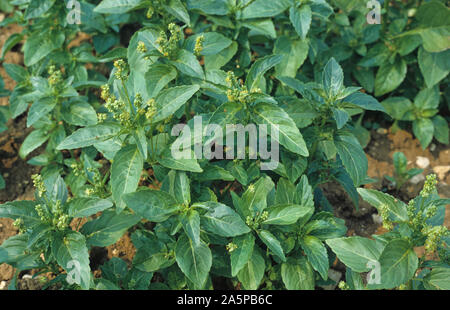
[0,14,449,289]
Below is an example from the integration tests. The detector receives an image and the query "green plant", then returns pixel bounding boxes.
[0,0,449,291]
[330,174,450,290]
[384,152,423,190]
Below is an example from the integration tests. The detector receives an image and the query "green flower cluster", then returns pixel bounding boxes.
[420,174,437,198]
[194,35,204,56]
[379,203,393,230]
[35,200,69,230]
[113,59,128,81]
[155,23,181,59]
[47,65,63,89]
[226,242,238,253]
[245,210,269,230]
[101,84,132,127]
[225,71,261,104]
[422,225,448,254]
[31,174,46,198]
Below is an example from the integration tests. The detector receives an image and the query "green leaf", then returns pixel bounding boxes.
[25,0,56,19]
[251,102,308,156]
[300,236,328,280]
[432,115,449,144]
[418,47,450,88]
[57,123,121,150]
[145,64,177,99]
[263,204,313,226]
[326,236,385,273]
[423,267,450,290]
[111,145,143,212]
[67,198,113,218]
[27,97,56,127]
[230,234,255,277]
[246,55,283,91]
[381,97,414,120]
[19,129,49,159]
[3,63,28,83]
[204,42,238,70]
[241,0,291,19]
[123,189,180,222]
[52,231,91,290]
[413,118,434,149]
[186,0,230,16]
[158,149,203,173]
[163,0,190,25]
[1,34,23,60]
[273,36,309,78]
[94,0,144,14]
[367,239,418,289]
[237,247,265,290]
[374,59,407,96]
[332,108,349,129]
[289,5,312,40]
[61,100,98,127]
[180,209,201,245]
[187,32,232,56]
[281,257,315,290]
[171,50,204,79]
[323,57,344,98]
[0,175,4,190]
[258,230,285,261]
[153,85,200,122]
[175,235,212,288]
[357,188,409,222]
[168,170,191,205]
[24,32,64,66]
[334,133,367,187]
[0,201,39,226]
[81,210,141,247]
[201,202,251,237]
[241,176,274,217]
[342,92,385,112]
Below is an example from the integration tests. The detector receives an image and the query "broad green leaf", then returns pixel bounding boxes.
[237,248,265,290]
[170,50,204,79]
[418,47,450,88]
[252,102,308,156]
[357,188,409,222]
[201,202,250,237]
[246,55,283,91]
[158,149,203,173]
[180,209,201,245]
[186,32,232,56]
[423,267,450,290]
[334,133,367,187]
[52,231,91,290]
[27,97,56,127]
[258,230,285,261]
[263,204,313,226]
[281,257,315,290]
[3,63,28,83]
[326,236,385,273]
[19,129,49,159]
[273,36,308,77]
[374,59,407,96]
[153,85,200,122]
[289,5,312,40]
[186,0,230,16]
[300,236,328,280]
[367,239,418,289]
[145,64,177,99]
[432,115,449,144]
[230,234,255,277]
[163,0,190,25]
[67,198,113,218]
[61,101,98,126]
[323,57,344,98]
[81,211,141,247]
[94,0,144,14]
[342,92,385,112]
[413,118,434,149]
[241,175,274,217]
[241,0,291,19]
[57,123,121,150]
[123,189,180,222]
[25,0,55,19]
[111,145,143,212]
[1,34,23,60]
[24,32,64,66]
[0,201,39,226]
[332,108,349,129]
[204,42,238,70]
[381,97,413,120]
[175,235,212,288]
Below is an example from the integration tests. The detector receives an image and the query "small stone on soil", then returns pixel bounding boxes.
[372,214,383,225]
[433,165,450,181]
[376,128,388,135]
[410,173,425,185]
[0,281,6,290]
[416,156,430,169]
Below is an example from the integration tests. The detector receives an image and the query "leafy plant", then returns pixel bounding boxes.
[384,152,423,190]
[331,174,449,290]
[0,0,448,291]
